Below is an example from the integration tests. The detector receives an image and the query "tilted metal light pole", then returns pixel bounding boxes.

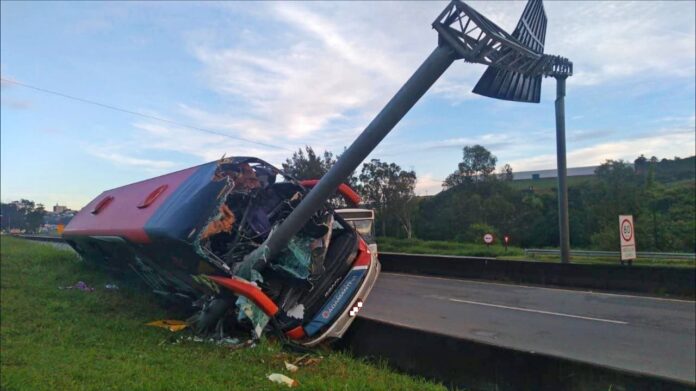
[243,0,573,268]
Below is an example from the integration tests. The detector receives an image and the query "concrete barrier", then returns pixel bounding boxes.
[379,252,695,298]
[340,317,693,390]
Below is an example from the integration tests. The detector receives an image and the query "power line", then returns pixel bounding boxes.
[0,77,291,151]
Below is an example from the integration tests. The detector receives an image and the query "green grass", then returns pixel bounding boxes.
[0,237,445,391]
[505,253,695,268]
[377,237,695,267]
[377,237,524,257]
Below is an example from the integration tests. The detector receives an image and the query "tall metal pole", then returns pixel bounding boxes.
[248,45,456,265]
[554,76,570,263]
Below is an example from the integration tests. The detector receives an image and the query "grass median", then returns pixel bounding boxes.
[0,237,445,391]
[377,237,695,267]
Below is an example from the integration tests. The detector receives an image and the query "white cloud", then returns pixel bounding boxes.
[507,126,696,171]
[415,173,443,196]
[83,1,695,178]
[185,0,694,147]
[377,127,553,159]
[188,2,417,143]
[86,144,177,171]
[182,1,465,149]
[134,122,289,163]
[1,98,32,109]
[544,1,695,86]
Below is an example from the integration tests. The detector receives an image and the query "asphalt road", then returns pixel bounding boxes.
[360,272,696,385]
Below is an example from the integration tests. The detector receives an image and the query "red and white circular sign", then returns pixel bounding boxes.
[620,218,633,242]
[483,233,494,244]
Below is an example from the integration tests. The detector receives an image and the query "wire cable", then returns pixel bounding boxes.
[0,77,292,151]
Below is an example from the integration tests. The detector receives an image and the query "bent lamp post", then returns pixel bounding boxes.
[247,0,573,267]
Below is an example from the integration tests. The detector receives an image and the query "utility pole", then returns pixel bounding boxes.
[554,76,570,263]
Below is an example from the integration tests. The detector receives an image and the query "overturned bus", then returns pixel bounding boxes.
[63,157,380,346]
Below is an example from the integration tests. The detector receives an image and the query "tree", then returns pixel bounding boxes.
[594,159,636,184]
[359,159,417,237]
[588,160,643,250]
[643,163,660,249]
[0,199,46,233]
[499,164,514,181]
[0,202,24,230]
[26,203,46,233]
[422,154,694,252]
[389,172,418,239]
[463,222,497,243]
[282,146,362,207]
[283,146,360,187]
[443,145,497,189]
[282,146,335,180]
[460,145,497,180]
[443,171,467,189]
[634,154,648,175]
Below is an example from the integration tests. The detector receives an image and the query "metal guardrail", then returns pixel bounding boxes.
[525,248,696,261]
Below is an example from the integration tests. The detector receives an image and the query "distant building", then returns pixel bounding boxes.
[513,165,598,181]
[53,204,68,213]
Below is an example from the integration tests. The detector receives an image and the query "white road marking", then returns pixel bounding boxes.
[384,272,694,303]
[427,295,628,324]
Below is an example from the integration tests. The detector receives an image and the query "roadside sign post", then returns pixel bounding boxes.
[619,215,636,265]
[503,235,510,252]
[483,233,494,249]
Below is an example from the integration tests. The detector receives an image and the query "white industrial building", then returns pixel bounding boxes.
[513,165,598,180]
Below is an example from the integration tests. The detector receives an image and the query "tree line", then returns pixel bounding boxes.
[284,145,695,253]
[4,147,692,253]
[0,200,46,233]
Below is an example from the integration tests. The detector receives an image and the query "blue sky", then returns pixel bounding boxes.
[1,1,694,209]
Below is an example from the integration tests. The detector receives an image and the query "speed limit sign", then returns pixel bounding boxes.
[619,215,636,260]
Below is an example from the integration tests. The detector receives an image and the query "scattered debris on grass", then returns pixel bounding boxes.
[292,353,323,367]
[59,281,95,292]
[226,339,256,351]
[104,283,119,290]
[145,320,188,332]
[284,361,299,373]
[268,373,299,388]
[171,334,257,350]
